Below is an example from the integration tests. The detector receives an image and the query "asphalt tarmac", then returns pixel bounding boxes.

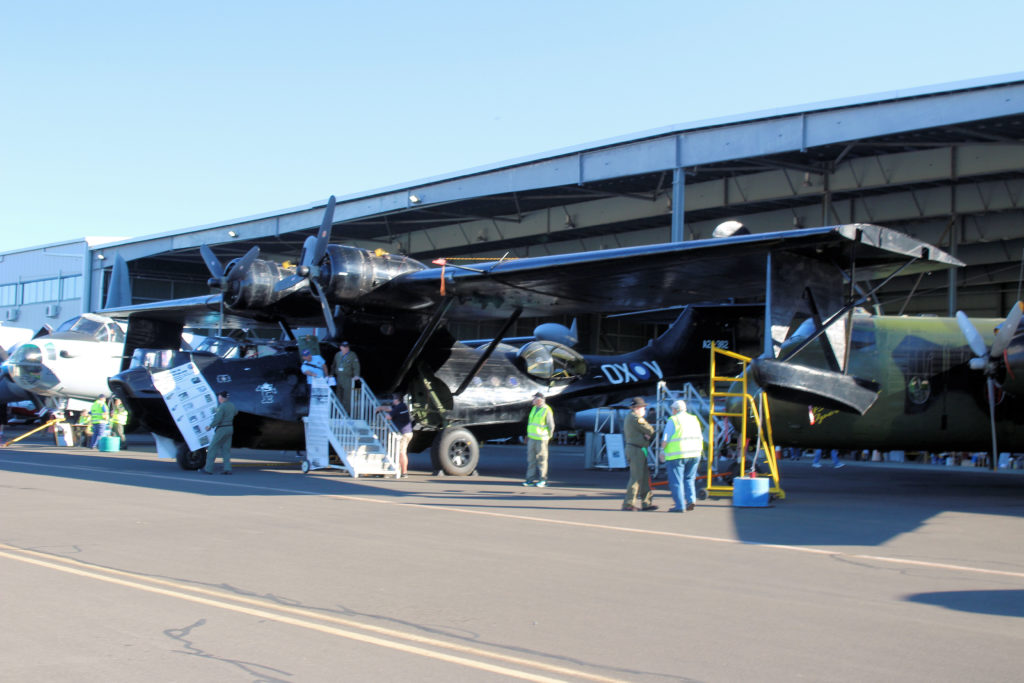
[2,427,1023,681]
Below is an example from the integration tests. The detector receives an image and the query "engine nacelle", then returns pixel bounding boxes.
[225,258,288,310]
[323,245,427,303]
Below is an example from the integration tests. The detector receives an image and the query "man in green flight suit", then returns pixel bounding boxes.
[202,390,237,475]
[622,396,658,511]
[330,341,361,414]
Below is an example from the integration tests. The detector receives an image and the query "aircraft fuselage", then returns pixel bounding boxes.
[763,315,1024,452]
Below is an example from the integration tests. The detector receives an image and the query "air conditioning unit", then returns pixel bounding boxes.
[4,308,18,321]
[45,304,60,318]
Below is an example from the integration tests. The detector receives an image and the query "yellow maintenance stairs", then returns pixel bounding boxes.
[704,344,785,500]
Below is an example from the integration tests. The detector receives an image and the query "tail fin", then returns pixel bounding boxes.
[105,253,131,309]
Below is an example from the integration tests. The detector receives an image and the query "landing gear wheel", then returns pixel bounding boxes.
[301,460,310,473]
[697,485,708,500]
[431,427,479,476]
[175,442,206,470]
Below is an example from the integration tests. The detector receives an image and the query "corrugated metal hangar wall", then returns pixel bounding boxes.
[6,74,1024,345]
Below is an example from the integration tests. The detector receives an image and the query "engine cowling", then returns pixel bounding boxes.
[224,258,289,310]
[322,245,427,303]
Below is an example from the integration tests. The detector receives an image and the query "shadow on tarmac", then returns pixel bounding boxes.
[906,590,1024,618]
[727,460,1024,547]
[4,427,1024,548]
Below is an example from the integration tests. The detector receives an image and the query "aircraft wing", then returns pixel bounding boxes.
[99,223,960,330]
[365,223,962,320]
[102,294,282,329]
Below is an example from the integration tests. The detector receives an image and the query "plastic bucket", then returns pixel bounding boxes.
[98,436,121,452]
[733,476,770,507]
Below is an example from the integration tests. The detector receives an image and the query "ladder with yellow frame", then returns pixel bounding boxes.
[705,344,785,500]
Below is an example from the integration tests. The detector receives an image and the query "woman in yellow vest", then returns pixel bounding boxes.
[660,399,705,513]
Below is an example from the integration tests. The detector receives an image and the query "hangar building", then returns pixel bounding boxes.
[3,73,1024,349]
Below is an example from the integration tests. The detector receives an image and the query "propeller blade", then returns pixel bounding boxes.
[298,235,318,268]
[200,244,225,280]
[986,377,999,471]
[310,279,338,339]
[273,273,306,294]
[305,195,336,268]
[955,310,988,359]
[227,245,261,283]
[990,301,1024,360]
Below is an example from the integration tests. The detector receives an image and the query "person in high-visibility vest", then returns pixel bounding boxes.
[110,398,129,450]
[523,392,554,487]
[75,410,92,447]
[660,399,705,513]
[88,394,110,449]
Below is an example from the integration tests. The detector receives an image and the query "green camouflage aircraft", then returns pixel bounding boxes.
[748,304,1024,462]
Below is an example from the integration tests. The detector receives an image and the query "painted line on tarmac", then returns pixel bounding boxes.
[0,542,624,683]
[6,456,1024,581]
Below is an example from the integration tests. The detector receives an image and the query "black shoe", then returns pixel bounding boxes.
[667,507,683,513]
[641,504,659,512]
[686,503,695,511]
[222,471,232,475]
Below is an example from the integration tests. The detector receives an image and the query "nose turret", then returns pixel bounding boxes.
[7,343,61,394]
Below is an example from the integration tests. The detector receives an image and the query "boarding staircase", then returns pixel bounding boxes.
[302,377,402,478]
[649,381,733,478]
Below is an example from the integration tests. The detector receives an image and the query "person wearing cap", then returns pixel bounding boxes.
[376,393,413,477]
[88,394,110,448]
[523,392,554,487]
[300,347,327,383]
[202,390,237,475]
[660,399,705,512]
[622,396,658,511]
[330,341,361,414]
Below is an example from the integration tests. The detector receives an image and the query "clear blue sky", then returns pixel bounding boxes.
[2,1,1022,253]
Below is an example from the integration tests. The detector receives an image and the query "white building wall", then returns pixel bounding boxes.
[0,240,92,332]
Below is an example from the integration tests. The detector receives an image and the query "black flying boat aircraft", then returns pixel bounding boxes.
[102,196,960,474]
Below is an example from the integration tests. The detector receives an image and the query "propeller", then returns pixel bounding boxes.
[201,244,260,291]
[272,196,339,338]
[200,244,260,336]
[955,301,1024,470]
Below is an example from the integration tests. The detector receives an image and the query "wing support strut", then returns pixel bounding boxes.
[453,307,523,396]
[779,255,919,363]
[387,297,455,394]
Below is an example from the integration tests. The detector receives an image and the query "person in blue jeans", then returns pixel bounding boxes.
[660,400,705,512]
[812,448,844,468]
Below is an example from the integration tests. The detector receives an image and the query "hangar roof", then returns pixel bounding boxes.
[98,72,1024,318]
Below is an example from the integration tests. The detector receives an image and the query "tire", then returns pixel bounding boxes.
[175,442,206,470]
[301,460,310,473]
[431,427,480,476]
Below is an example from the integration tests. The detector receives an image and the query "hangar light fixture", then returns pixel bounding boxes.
[96,253,106,260]
[409,194,421,204]
[228,230,238,238]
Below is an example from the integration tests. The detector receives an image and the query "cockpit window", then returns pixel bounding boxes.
[130,348,182,371]
[56,315,125,342]
[193,337,241,358]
